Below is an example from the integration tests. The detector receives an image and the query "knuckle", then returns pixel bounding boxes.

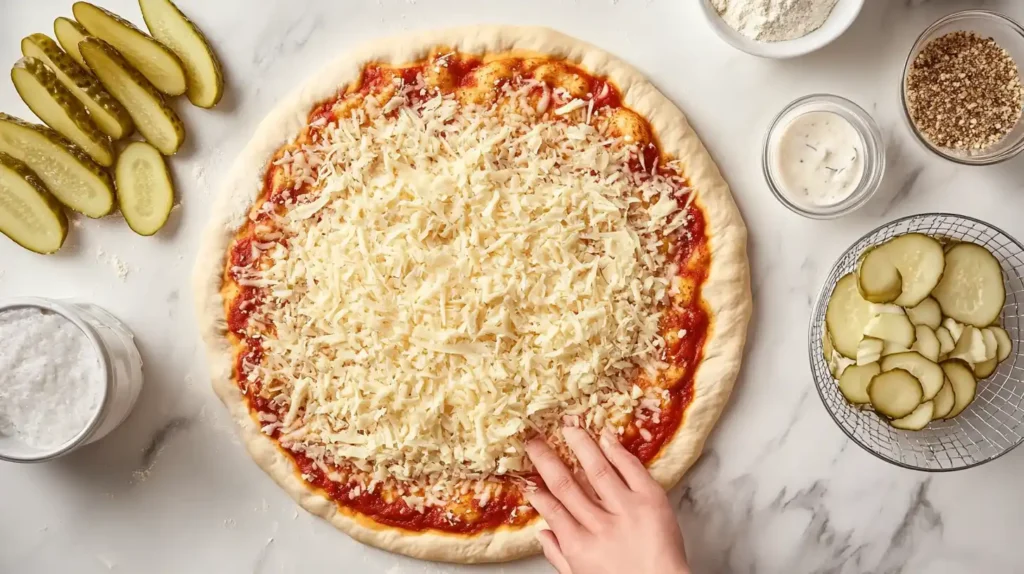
[550,474,576,495]
[590,463,614,483]
[548,500,572,520]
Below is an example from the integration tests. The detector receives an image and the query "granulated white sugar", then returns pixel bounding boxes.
[0,307,104,450]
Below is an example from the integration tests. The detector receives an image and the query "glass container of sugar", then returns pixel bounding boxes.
[0,297,144,462]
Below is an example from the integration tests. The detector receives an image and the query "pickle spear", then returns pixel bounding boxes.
[115,141,174,235]
[0,113,115,218]
[21,33,133,140]
[139,0,224,108]
[80,38,185,156]
[0,152,69,254]
[54,17,90,68]
[12,57,114,166]
[73,2,186,96]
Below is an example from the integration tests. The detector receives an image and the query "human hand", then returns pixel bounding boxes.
[524,427,690,574]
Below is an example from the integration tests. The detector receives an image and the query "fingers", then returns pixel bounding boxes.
[574,469,599,502]
[563,427,629,506]
[599,428,658,493]
[536,529,572,574]
[526,439,605,528]
[525,487,581,536]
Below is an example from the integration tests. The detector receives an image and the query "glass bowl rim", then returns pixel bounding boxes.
[899,9,1024,166]
[762,93,886,219]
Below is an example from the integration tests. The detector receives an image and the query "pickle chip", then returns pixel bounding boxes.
[80,37,186,156]
[115,141,174,236]
[74,1,187,96]
[0,113,115,218]
[0,152,69,254]
[140,0,224,108]
[54,17,90,68]
[12,56,114,166]
[21,33,133,140]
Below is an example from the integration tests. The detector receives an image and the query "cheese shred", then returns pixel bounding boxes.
[237,77,694,507]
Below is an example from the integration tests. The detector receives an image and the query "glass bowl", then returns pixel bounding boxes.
[762,94,885,219]
[0,298,144,463]
[901,10,1024,165]
[809,214,1024,471]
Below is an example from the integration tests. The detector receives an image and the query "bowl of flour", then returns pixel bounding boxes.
[701,0,865,59]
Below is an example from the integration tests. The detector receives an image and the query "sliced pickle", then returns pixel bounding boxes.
[932,243,1006,328]
[890,401,934,431]
[0,113,114,218]
[140,0,224,108]
[12,56,114,166]
[20,33,133,140]
[80,38,185,155]
[54,17,90,67]
[0,153,68,254]
[73,1,186,96]
[868,369,923,419]
[941,360,977,419]
[115,141,174,235]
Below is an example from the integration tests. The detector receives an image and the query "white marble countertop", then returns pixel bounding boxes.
[2,0,1024,572]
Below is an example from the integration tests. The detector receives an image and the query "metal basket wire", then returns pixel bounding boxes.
[809,213,1024,471]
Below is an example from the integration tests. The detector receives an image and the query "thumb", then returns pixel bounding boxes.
[537,529,572,574]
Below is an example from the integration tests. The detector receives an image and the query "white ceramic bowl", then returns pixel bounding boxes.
[700,0,865,59]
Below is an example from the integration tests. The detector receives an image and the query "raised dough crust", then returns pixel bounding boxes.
[193,25,750,564]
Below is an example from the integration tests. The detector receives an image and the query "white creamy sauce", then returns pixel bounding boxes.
[0,308,104,450]
[773,111,864,207]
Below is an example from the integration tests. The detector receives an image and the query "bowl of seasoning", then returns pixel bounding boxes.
[763,94,886,219]
[700,0,864,59]
[0,298,144,463]
[902,11,1024,165]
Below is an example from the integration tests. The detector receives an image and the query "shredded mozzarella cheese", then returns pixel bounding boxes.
[237,78,693,508]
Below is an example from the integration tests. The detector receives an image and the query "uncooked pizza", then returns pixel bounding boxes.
[194,26,750,563]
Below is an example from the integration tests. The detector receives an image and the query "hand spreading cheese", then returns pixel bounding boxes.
[525,427,690,574]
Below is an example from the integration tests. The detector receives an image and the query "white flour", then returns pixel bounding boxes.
[712,0,840,42]
[0,308,104,450]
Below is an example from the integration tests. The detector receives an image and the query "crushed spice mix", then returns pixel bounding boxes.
[906,31,1023,151]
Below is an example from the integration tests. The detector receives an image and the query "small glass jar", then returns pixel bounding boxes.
[0,297,144,463]
[763,94,886,219]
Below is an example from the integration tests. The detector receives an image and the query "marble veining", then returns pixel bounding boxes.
[2,0,1024,573]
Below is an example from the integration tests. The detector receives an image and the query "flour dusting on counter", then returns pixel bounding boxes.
[712,0,840,42]
[96,247,131,281]
[0,308,104,449]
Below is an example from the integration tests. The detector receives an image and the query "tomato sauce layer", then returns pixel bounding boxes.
[224,52,711,534]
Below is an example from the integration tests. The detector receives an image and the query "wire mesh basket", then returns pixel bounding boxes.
[809,213,1024,471]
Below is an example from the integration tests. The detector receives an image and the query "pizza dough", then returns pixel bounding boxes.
[194,26,750,563]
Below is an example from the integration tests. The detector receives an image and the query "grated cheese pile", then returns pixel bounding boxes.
[236,76,694,507]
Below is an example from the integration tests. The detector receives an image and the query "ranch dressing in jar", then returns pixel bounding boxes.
[772,111,865,207]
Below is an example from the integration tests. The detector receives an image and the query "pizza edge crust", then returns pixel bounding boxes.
[192,25,750,564]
